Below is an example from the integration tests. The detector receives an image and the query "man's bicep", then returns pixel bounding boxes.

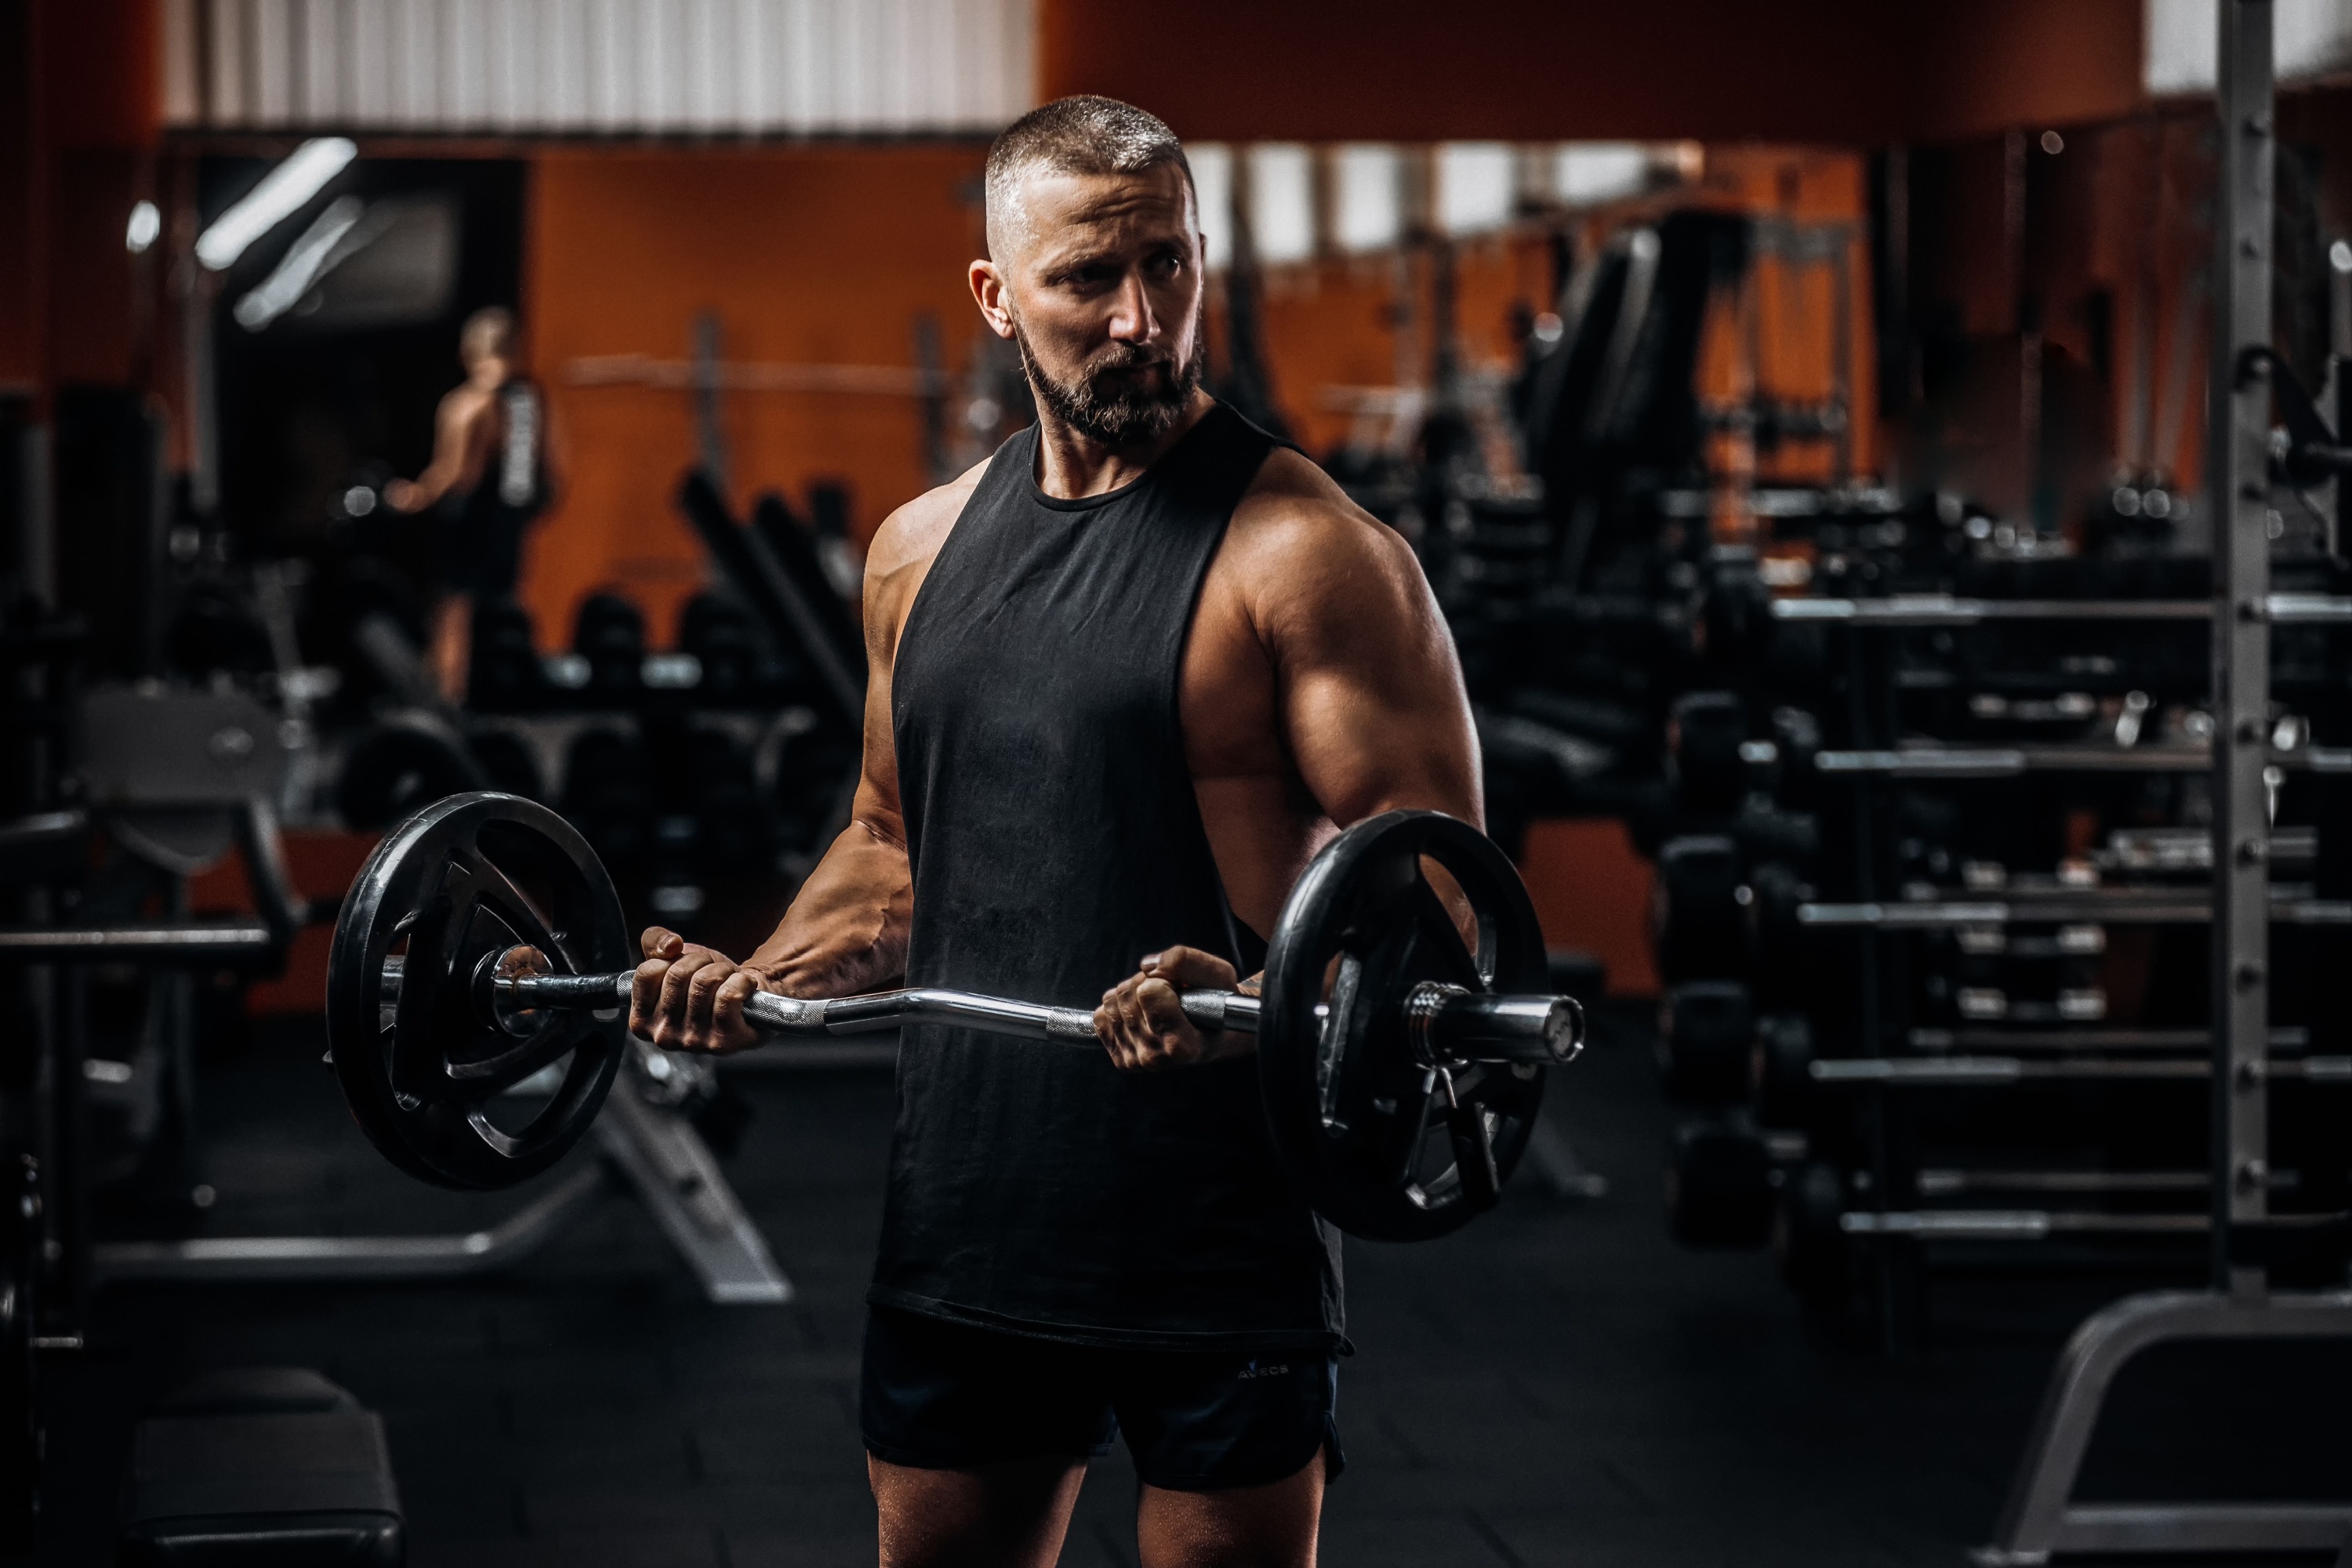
[1276,531,1480,828]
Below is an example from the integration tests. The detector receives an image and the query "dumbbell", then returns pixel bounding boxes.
[1776,1160,1852,1306]
[572,592,646,700]
[670,726,766,871]
[1664,1115,1773,1247]
[334,714,488,830]
[1657,981,1754,1103]
[1752,706,1821,811]
[677,592,762,702]
[1751,1012,1816,1128]
[1665,691,1747,817]
[467,599,546,712]
[325,793,1588,1243]
[560,728,652,872]
[1651,835,1747,981]
[463,728,543,802]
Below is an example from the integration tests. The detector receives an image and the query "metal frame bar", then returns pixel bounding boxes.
[1812,1054,2350,1087]
[1801,895,2350,926]
[89,1090,795,1305]
[1908,1026,2307,1053]
[1773,593,2352,625]
[1814,745,2347,776]
[1973,1290,2352,1564]
[1976,10,2352,1561]
[92,1165,608,1284]
[2211,0,2278,1291]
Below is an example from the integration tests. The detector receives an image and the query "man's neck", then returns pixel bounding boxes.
[1030,389,1214,500]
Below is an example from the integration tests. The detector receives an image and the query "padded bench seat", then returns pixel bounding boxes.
[119,1368,402,1566]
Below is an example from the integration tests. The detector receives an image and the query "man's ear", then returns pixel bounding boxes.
[968,260,1016,341]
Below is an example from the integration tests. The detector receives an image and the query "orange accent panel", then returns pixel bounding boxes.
[1518,818,1657,1000]
[521,143,993,648]
[189,830,381,1016]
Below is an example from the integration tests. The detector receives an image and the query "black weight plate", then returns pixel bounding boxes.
[1258,811,1550,1242]
[336,714,490,830]
[327,792,628,1190]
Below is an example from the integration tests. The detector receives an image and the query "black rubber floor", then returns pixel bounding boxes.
[21,1005,2350,1566]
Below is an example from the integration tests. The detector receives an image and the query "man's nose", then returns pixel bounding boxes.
[1107,271,1159,344]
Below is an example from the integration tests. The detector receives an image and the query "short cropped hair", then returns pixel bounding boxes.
[461,307,516,362]
[984,95,1193,262]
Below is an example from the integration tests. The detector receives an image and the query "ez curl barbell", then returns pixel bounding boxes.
[326,793,1585,1241]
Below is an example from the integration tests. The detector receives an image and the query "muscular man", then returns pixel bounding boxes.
[384,306,550,703]
[633,97,1479,1568]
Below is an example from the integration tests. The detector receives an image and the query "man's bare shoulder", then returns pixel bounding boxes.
[866,457,992,583]
[441,381,495,425]
[1225,445,1425,608]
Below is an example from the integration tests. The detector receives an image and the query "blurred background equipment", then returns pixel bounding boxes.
[4,0,2351,1563]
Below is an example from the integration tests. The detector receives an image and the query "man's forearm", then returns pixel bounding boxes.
[742,819,913,997]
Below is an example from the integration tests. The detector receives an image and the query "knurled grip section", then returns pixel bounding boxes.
[1044,1008,1100,1041]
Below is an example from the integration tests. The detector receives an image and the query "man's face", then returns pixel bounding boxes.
[974,163,1207,449]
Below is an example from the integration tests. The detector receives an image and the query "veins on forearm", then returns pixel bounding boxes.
[744,819,911,996]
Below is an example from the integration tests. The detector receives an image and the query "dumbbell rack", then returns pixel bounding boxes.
[1973,11,2352,1558]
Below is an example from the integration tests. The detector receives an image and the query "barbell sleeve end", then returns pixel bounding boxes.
[1429,991,1585,1066]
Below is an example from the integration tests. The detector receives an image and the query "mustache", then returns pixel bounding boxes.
[1085,343,1178,374]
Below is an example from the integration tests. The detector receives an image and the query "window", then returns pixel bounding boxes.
[1436,142,1515,235]
[1555,143,1653,208]
[1247,143,1316,264]
[1332,145,1403,253]
[1187,143,1234,270]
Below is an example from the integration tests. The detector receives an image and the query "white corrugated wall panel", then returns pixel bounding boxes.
[394,0,438,130]
[442,0,487,130]
[540,0,590,130]
[347,0,389,126]
[249,0,292,125]
[164,0,1036,134]
[206,0,247,125]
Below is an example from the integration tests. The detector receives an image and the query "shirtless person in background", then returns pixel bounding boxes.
[633,97,1480,1568]
[385,307,550,703]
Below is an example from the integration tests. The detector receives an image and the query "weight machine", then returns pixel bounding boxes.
[3,686,790,1312]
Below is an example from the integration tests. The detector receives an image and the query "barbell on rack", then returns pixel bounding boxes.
[325,793,1587,1242]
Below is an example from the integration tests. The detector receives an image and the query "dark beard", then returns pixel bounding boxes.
[1013,316,1206,449]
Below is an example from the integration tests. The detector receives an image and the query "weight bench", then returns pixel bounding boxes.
[41,688,789,1306]
[119,1367,401,1566]
[94,1039,791,1305]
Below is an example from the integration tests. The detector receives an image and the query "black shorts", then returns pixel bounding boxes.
[859,1307,1343,1492]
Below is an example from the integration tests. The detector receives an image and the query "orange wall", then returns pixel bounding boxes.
[1042,0,2143,147]
[191,830,381,1014]
[1521,819,1658,998]
[1241,148,1875,486]
[521,143,994,647]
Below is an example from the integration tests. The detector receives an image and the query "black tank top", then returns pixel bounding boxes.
[872,402,1345,1352]
[453,377,547,530]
